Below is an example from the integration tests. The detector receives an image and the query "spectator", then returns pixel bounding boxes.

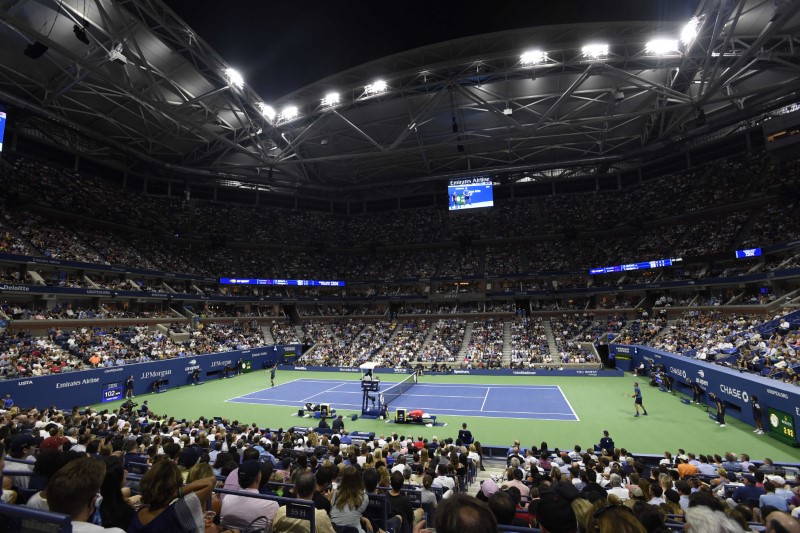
[46,457,126,532]
[272,471,336,533]
[434,493,498,533]
[220,459,278,531]
[129,457,214,532]
[329,465,370,533]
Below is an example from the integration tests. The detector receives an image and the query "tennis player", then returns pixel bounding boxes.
[270,364,276,387]
[633,382,648,417]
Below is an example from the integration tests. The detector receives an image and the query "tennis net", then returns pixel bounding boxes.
[380,372,418,407]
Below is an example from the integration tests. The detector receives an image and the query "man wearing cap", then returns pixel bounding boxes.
[7,434,37,489]
[220,460,279,531]
[727,474,765,509]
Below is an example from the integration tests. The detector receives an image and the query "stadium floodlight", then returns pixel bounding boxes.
[322,92,340,107]
[279,105,298,121]
[257,103,276,120]
[645,39,680,56]
[582,44,608,59]
[520,50,545,65]
[681,17,700,46]
[224,68,244,90]
[365,80,387,95]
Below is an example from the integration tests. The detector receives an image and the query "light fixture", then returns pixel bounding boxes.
[73,23,90,45]
[503,106,513,115]
[322,92,340,107]
[109,43,127,65]
[681,17,700,46]
[258,103,276,120]
[645,39,680,55]
[24,41,48,59]
[224,67,244,90]
[582,44,608,59]
[365,80,387,95]
[280,106,298,121]
[520,50,545,65]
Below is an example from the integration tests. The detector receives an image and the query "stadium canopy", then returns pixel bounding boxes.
[0,0,799,201]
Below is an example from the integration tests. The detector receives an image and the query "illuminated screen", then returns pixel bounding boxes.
[448,176,493,211]
[767,407,797,446]
[0,108,6,152]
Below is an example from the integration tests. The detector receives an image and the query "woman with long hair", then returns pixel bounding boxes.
[330,465,373,533]
[129,456,215,532]
[99,456,136,530]
[186,461,222,517]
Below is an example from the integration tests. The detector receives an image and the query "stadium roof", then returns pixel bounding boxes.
[0,0,799,201]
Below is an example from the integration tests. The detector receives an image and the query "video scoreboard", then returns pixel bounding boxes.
[767,407,797,446]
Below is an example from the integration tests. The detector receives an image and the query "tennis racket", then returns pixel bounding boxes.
[621,392,632,398]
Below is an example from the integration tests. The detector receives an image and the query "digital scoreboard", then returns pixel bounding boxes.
[734,248,762,259]
[589,257,682,275]
[219,278,344,286]
[102,382,123,403]
[767,407,797,446]
[448,176,494,211]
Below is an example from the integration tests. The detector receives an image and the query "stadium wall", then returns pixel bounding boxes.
[280,365,623,377]
[0,345,300,409]
[610,344,800,445]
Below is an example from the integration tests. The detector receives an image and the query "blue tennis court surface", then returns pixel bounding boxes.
[227,379,578,421]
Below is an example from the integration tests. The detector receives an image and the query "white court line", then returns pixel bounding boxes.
[228,396,576,420]
[223,378,302,402]
[558,385,580,422]
[413,383,560,390]
[302,382,348,403]
[480,387,491,411]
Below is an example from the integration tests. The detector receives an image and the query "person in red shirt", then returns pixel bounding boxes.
[39,427,70,454]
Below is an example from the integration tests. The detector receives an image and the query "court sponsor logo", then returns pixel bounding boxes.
[251,350,269,358]
[453,370,471,374]
[697,370,705,378]
[393,369,408,374]
[141,370,172,379]
[295,366,308,370]
[56,377,100,388]
[211,360,232,367]
[767,388,789,399]
[575,370,599,376]
[719,384,748,403]
[669,367,687,379]
[696,378,709,387]
[338,368,359,372]
[85,289,112,296]
[512,371,538,375]
[0,284,30,292]
[18,380,33,386]
[615,347,630,354]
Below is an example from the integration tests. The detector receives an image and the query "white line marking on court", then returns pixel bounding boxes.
[223,378,303,402]
[480,387,491,411]
[558,385,580,422]
[301,382,348,403]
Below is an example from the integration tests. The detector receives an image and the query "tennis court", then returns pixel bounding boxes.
[226,377,579,421]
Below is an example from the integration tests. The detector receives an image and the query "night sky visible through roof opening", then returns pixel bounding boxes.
[168,0,700,102]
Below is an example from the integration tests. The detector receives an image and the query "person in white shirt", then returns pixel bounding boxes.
[607,474,630,501]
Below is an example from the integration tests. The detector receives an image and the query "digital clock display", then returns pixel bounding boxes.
[102,382,123,403]
[767,407,797,445]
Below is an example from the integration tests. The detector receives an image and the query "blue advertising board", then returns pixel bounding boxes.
[610,344,800,445]
[0,345,300,409]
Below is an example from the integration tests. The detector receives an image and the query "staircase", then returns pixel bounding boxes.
[542,321,559,357]
[502,320,512,367]
[457,321,475,359]
[261,325,276,345]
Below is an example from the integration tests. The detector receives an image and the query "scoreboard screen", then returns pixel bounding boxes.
[102,382,123,403]
[767,407,797,446]
[448,177,494,211]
